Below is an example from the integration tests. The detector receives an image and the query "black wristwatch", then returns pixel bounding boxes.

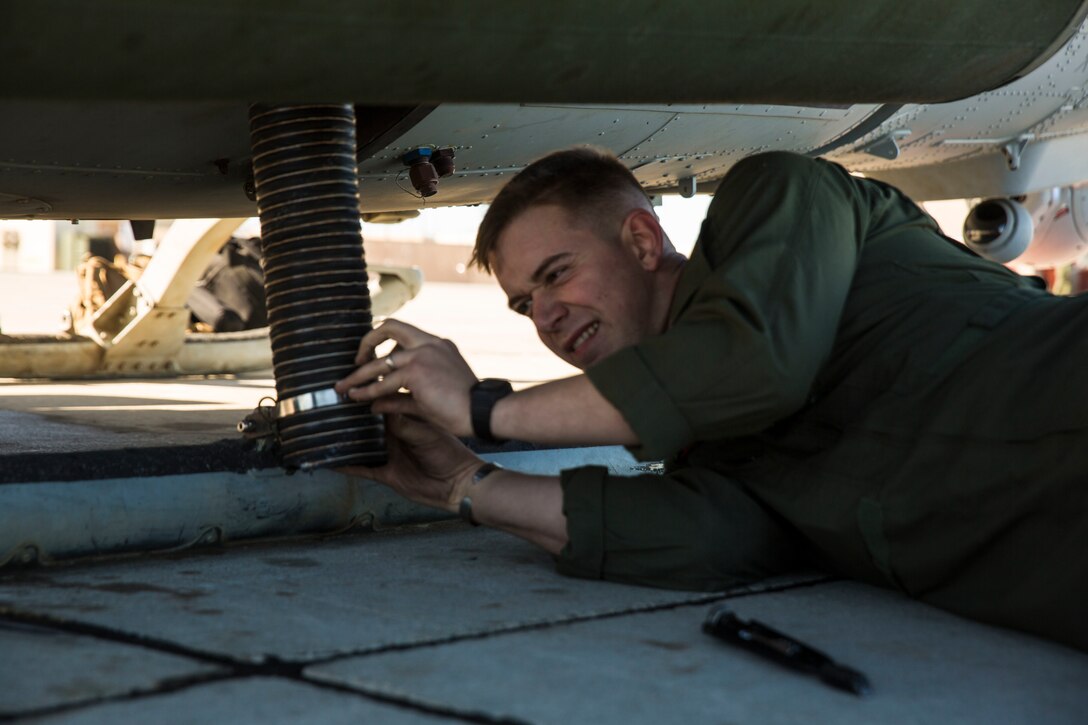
[470,378,514,443]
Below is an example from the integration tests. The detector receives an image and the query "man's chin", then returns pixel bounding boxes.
[555,350,588,370]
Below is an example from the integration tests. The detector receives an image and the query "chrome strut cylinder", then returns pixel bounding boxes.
[248,103,386,469]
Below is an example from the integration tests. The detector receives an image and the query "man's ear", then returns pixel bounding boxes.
[620,209,665,271]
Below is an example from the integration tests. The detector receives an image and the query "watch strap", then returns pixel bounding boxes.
[458,461,502,526]
[470,379,514,443]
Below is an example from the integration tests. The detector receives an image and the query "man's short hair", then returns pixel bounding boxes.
[471,147,651,273]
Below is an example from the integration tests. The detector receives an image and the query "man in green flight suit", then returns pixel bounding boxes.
[336,148,1088,651]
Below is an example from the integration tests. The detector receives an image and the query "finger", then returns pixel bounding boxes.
[383,409,452,447]
[336,345,419,394]
[381,411,411,438]
[354,326,394,366]
[344,369,410,402]
[384,409,455,435]
[355,319,436,364]
[335,359,384,394]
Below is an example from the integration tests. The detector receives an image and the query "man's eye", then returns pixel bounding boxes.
[545,266,568,284]
[514,299,532,317]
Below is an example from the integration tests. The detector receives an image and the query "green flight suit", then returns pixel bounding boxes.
[556,151,1088,650]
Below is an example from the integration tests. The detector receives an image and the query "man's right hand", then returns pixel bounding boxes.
[334,319,477,438]
[336,320,638,449]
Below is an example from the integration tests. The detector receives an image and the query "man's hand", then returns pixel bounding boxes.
[342,413,569,555]
[340,413,481,513]
[335,319,477,437]
[335,320,638,448]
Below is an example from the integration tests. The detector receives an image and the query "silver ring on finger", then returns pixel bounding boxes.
[385,354,397,370]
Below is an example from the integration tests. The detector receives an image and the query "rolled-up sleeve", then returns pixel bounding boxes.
[556,463,800,591]
[588,153,868,461]
[555,465,609,580]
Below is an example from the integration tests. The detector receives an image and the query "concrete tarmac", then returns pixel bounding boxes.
[2,277,1087,723]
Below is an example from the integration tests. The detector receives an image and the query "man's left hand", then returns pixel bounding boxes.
[334,319,477,437]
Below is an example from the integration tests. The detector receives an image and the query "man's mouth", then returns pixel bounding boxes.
[569,321,599,353]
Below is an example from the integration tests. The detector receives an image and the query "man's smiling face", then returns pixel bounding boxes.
[492,204,659,370]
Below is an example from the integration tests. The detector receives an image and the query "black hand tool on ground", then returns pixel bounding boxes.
[703,604,872,696]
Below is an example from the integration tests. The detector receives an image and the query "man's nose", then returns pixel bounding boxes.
[531,291,565,333]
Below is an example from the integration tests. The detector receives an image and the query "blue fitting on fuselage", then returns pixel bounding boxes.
[401,147,434,166]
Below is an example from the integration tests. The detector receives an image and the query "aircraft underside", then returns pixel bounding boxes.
[2,0,1088,527]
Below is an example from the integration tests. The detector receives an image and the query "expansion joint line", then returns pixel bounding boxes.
[0,575,836,722]
[0,609,505,724]
[307,574,839,667]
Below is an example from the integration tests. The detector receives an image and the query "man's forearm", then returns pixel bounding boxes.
[467,469,569,554]
[490,375,639,447]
